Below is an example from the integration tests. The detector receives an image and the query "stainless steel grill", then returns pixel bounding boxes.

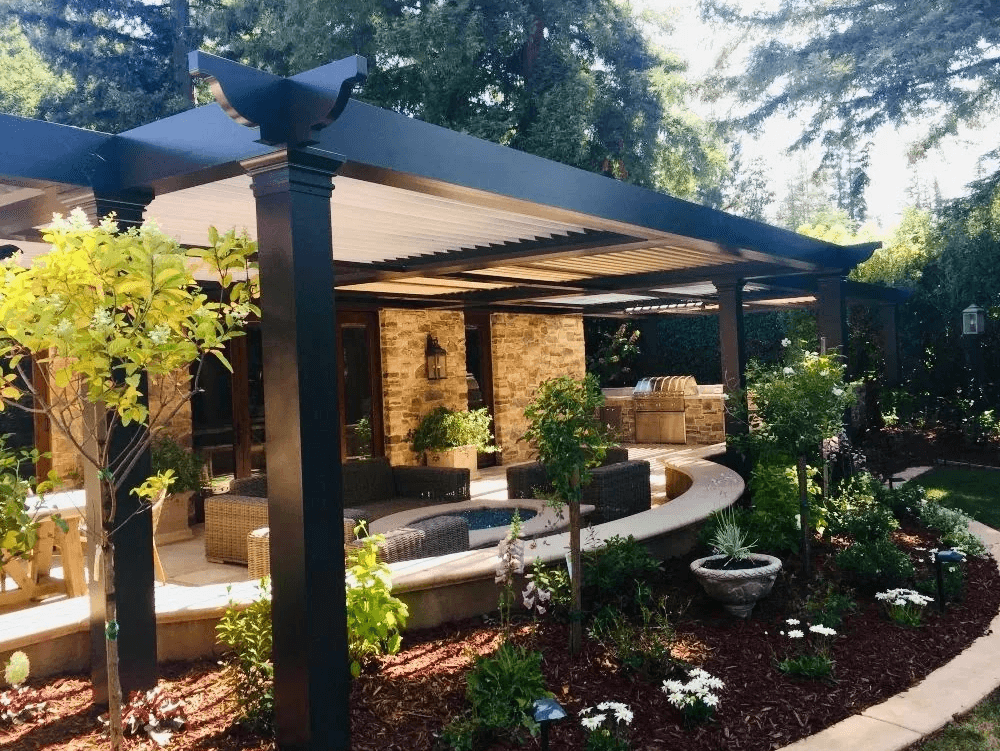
[632,376,698,443]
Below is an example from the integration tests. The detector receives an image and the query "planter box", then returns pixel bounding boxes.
[155,490,196,545]
[426,445,478,478]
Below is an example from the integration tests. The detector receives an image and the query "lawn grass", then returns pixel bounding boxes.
[917,467,1000,530]
[911,688,1000,750]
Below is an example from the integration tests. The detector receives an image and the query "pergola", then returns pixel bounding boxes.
[0,53,903,749]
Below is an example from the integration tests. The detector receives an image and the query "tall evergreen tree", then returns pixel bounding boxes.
[702,0,1000,181]
[0,0,196,131]
[206,0,727,197]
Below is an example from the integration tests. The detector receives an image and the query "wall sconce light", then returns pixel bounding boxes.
[426,335,447,380]
[962,304,985,336]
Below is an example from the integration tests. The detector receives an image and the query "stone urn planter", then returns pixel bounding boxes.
[690,553,782,618]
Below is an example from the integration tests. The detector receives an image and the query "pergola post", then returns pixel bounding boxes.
[816,274,849,364]
[878,303,900,387]
[61,187,158,705]
[716,280,748,472]
[243,148,349,750]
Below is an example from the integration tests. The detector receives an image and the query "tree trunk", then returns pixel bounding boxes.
[101,525,125,751]
[569,467,582,655]
[797,455,811,579]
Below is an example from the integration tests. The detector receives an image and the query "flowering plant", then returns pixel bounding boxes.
[496,511,525,634]
[522,577,552,616]
[579,701,633,750]
[733,343,859,461]
[776,618,838,678]
[876,588,933,627]
[662,667,723,725]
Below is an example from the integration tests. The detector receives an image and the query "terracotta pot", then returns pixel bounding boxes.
[690,553,782,618]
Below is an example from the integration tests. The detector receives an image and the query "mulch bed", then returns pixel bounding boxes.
[5,518,1000,751]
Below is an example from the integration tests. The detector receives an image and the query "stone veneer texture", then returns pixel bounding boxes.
[47,366,194,488]
[379,309,467,466]
[490,313,586,465]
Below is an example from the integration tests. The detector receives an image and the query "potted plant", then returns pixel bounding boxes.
[151,435,206,543]
[409,406,497,476]
[690,510,782,618]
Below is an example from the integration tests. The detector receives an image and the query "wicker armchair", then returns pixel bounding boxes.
[205,458,470,564]
[506,459,651,524]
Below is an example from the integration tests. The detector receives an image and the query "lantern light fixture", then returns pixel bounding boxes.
[426,334,447,380]
[962,304,985,336]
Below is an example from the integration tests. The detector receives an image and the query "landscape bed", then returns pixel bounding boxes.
[4,522,999,751]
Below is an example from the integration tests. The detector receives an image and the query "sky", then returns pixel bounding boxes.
[643,0,998,230]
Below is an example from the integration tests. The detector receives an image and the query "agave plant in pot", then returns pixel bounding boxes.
[690,511,782,618]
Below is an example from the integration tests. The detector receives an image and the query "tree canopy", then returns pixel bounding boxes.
[702,0,1000,162]
[0,0,195,131]
[205,0,729,198]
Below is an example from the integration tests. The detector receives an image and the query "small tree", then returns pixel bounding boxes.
[0,210,257,749]
[522,374,607,654]
[729,341,858,577]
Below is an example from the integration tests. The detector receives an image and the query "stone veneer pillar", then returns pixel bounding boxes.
[379,309,467,465]
[490,312,586,465]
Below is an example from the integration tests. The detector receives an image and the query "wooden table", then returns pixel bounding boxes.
[0,492,87,609]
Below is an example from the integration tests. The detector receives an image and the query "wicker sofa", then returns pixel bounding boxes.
[205,457,471,565]
[506,457,651,524]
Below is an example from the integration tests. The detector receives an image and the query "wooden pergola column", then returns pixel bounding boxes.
[60,187,159,704]
[243,148,349,750]
[878,303,901,387]
[715,280,748,441]
[816,274,849,364]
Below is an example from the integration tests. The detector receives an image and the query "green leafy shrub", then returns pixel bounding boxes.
[916,500,987,557]
[0,437,53,569]
[409,407,497,453]
[151,435,204,493]
[777,652,833,678]
[3,650,29,687]
[589,600,675,680]
[826,503,898,544]
[802,582,857,629]
[346,530,409,677]
[584,536,662,614]
[836,539,914,591]
[915,561,965,602]
[216,581,274,733]
[882,482,924,521]
[442,643,551,748]
[529,536,661,619]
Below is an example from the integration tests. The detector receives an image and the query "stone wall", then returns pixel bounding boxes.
[490,313,586,465]
[379,309,467,466]
[684,394,726,444]
[46,366,195,489]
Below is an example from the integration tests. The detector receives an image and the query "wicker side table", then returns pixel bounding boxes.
[247,527,270,579]
[205,494,268,564]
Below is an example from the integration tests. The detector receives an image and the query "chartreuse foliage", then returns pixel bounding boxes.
[0,211,257,482]
[345,529,409,677]
[217,581,275,733]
